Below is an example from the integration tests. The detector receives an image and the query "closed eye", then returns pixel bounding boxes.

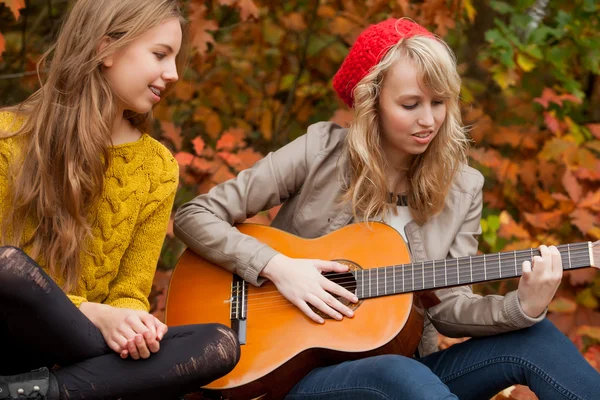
[154,52,166,60]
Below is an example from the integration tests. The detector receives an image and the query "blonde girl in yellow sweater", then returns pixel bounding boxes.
[0,1,239,399]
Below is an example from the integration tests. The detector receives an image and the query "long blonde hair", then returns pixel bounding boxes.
[1,0,188,291]
[343,35,469,225]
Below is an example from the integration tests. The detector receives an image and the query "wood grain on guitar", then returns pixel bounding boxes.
[166,222,599,400]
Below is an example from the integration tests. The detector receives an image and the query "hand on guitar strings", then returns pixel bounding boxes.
[517,245,563,319]
[261,254,359,324]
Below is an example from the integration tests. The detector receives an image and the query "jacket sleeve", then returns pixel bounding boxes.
[174,125,327,286]
[426,173,546,338]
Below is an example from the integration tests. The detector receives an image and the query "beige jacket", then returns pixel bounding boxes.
[174,121,545,357]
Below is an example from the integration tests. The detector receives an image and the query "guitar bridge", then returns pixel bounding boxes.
[230,274,247,345]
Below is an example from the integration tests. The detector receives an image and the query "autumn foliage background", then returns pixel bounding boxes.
[1,0,600,397]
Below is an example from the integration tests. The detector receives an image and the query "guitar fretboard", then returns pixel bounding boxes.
[354,242,592,299]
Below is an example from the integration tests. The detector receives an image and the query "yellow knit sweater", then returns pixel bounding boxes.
[0,112,178,311]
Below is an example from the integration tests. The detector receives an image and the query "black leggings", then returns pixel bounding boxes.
[0,246,240,400]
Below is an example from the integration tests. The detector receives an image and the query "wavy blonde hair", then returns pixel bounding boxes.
[1,0,188,291]
[342,34,469,225]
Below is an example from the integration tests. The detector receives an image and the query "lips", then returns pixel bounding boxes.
[412,130,433,138]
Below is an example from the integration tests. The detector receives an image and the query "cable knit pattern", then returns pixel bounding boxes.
[0,112,178,311]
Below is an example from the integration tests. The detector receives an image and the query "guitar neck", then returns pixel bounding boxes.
[354,242,595,300]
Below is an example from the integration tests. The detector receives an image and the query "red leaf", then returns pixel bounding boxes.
[192,136,205,155]
[587,124,600,140]
[562,169,582,203]
[523,211,563,229]
[1,0,25,20]
[0,33,5,60]
[191,157,213,173]
[174,152,195,169]
[216,133,236,151]
[584,346,600,372]
[160,121,182,151]
[189,3,219,56]
[578,190,600,211]
[218,151,243,167]
[237,0,260,21]
[544,111,561,135]
[570,208,595,235]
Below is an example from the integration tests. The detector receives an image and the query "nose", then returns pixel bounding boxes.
[162,60,179,83]
[418,105,435,128]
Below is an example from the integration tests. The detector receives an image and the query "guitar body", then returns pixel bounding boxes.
[166,222,424,400]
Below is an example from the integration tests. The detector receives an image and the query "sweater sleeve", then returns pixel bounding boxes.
[104,162,178,311]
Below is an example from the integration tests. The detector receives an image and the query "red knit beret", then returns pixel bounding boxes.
[333,18,434,108]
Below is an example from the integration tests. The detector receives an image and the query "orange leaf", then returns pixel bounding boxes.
[218,151,243,168]
[570,208,595,234]
[237,147,263,169]
[192,136,205,155]
[223,127,247,144]
[548,297,577,313]
[568,268,598,286]
[216,133,236,151]
[1,0,25,20]
[544,111,561,135]
[578,190,600,211]
[518,160,537,188]
[0,33,5,60]
[498,211,531,240]
[584,346,600,372]
[587,124,600,140]
[281,12,307,31]
[535,191,556,210]
[211,163,235,184]
[174,151,195,169]
[191,157,213,174]
[189,4,218,55]
[562,169,582,203]
[492,127,522,148]
[237,0,260,21]
[577,326,600,342]
[523,210,563,229]
[160,121,182,151]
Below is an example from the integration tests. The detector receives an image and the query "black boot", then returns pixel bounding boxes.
[0,368,51,399]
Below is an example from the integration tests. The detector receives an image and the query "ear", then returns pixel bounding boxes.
[97,37,114,68]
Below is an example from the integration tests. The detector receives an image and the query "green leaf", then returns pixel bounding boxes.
[488,215,500,231]
[490,1,514,14]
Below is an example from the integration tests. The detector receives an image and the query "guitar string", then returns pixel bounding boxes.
[229,254,592,310]
[229,252,591,301]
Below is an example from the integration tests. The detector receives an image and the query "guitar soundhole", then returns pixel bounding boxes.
[311,259,362,320]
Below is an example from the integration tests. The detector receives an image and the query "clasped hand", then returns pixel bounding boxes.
[517,245,563,318]
[80,302,168,360]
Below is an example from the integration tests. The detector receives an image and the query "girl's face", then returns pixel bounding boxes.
[101,17,182,114]
[378,58,446,167]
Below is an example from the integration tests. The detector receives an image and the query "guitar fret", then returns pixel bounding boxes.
[567,244,572,269]
[457,258,460,284]
[514,250,517,276]
[384,266,387,295]
[402,264,405,292]
[421,261,425,290]
[442,259,445,286]
[433,260,436,288]
[369,270,371,297]
[376,268,379,296]
[499,252,501,278]
[411,263,414,291]
[393,265,396,294]
[483,254,487,281]
[469,256,473,283]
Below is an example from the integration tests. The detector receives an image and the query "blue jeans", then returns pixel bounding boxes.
[286,319,600,400]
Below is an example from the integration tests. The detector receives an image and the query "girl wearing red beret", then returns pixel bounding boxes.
[175,18,600,399]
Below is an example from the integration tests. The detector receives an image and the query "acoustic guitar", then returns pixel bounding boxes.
[165,222,599,400]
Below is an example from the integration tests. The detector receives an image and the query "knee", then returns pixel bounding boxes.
[0,246,50,292]
[203,323,241,374]
[360,355,453,400]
